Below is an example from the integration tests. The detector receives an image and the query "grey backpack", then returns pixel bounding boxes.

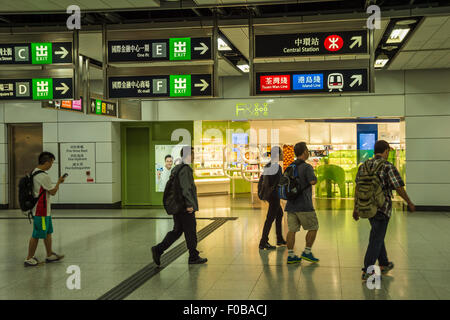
[355,159,386,218]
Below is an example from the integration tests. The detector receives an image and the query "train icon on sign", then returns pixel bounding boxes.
[327,73,344,92]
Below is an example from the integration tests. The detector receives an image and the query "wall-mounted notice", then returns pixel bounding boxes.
[60,143,96,183]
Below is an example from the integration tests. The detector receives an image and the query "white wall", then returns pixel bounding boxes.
[0,102,123,205]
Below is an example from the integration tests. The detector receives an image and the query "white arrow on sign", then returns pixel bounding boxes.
[55,46,69,59]
[194,42,209,55]
[350,75,362,87]
[55,82,70,95]
[350,36,362,49]
[194,79,209,91]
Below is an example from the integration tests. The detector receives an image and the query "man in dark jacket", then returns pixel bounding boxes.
[259,146,286,250]
[151,147,207,266]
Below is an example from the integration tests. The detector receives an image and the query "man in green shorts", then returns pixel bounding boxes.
[24,152,66,267]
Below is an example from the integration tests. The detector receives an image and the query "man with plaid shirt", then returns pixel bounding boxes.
[354,140,415,280]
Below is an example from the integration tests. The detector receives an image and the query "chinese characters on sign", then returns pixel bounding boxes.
[60,143,95,184]
[255,30,367,58]
[89,98,117,117]
[260,75,290,91]
[42,99,83,112]
[0,42,72,64]
[0,78,73,101]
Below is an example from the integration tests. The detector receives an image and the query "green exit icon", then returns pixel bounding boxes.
[170,75,191,97]
[32,78,53,100]
[31,43,52,64]
[169,38,191,61]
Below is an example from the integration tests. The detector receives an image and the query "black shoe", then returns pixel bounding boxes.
[259,243,276,250]
[189,256,208,264]
[151,246,161,266]
[277,239,287,246]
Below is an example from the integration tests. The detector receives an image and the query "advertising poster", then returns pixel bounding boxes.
[60,143,96,183]
[155,144,188,192]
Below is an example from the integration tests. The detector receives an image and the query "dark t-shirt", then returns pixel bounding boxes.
[284,160,317,212]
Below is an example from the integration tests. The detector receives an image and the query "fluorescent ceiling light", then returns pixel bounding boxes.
[386,28,410,44]
[375,54,389,68]
[237,63,250,73]
[218,37,232,51]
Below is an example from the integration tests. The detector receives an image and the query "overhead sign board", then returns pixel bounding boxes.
[108,74,212,98]
[89,98,118,117]
[255,69,368,95]
[255,31,367,58]
[0,77,73,100]
[108,37,211,63]
[0,42,72,64]
[42,99,83,112]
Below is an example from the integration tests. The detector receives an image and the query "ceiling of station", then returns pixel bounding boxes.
[388,16,450,70]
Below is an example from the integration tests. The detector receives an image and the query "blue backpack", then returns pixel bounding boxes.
[278,161,306,200]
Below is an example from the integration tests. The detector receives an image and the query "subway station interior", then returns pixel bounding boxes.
[0,0,450,302]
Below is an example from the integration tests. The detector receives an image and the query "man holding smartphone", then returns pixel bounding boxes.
[24,152,66,267]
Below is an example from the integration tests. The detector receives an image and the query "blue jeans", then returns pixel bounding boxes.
[363,211,390,272]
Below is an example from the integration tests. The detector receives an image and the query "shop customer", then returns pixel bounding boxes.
[354,140,415,280]
[285,142,320,264]
[259,146,287,250]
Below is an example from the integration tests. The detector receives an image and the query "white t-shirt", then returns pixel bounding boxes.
[158,167,172,192]
[31,168,53,216]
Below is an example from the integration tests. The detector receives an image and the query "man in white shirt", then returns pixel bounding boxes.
[157,155,173,192]
[24,152,66,267]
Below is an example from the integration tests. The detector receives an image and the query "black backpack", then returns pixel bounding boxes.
[278,160,309,200]
[163,164,188,215]
[18,170,45,215]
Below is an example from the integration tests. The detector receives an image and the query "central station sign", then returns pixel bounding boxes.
[255,30,367,58]
[255,69,368,95]
[0,42,72,64]
[0,77,73,100]
[108,74,212,98]
[108,37,211,62]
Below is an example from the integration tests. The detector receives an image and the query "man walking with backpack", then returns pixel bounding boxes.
[151,147,207,266]
[24,152,66,267]
[354,140,415,280]
[283,142,320,264]
[258,146,286,250]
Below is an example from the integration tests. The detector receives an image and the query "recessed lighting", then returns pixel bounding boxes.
[218,38,232,51]
[386,28,410,44]
[237,64,250,73]
[375,54,389,68]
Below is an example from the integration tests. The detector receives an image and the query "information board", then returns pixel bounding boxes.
[42,99,83,112]
[0,42,72,64]
[0,77,73,100]
[89,98,117,117]
[60,143,96,183]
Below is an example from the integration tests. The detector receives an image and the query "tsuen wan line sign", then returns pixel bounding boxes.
[255,30,367,58]
[60,143,95,184]
[108,74,212,98]
[108,37,211,62]
[42,99,83,112]
[0,42,72,64]
[0,78,73,100]
[256,69,368,95]
[89,98,117,117]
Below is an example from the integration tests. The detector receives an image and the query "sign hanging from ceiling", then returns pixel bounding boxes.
[255,69,368,95]
[0,42,72,64]
[107,37,211,63]
[108,74,212,98]
[0,77,73,100]
[255,30,367,58]
[89,98,118,117]
[42,99,83,112]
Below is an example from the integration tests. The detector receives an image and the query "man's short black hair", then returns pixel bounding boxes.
[180,146,194,158]
[374,140,391,154]
[38,152,55,165]
[165,154,173,161]
[294,142,308,157]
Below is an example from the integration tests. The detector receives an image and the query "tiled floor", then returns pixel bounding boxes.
[0,195,449,300]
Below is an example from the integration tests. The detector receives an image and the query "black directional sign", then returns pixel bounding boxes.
[255,69,368,95]
[255,31,367,58]
[108,37,212,63]
[90,98,117,117]
[0,42,72,64]
[0,77,73,100]
[108,74,212,99]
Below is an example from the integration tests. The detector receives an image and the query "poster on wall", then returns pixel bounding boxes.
[155,144,188,192]
[60,143,96,183]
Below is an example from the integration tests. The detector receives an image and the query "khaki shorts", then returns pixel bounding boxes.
[287,211,319,232]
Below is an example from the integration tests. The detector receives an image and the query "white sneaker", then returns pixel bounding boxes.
[24,257,39,267]
[46,252,65,263]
